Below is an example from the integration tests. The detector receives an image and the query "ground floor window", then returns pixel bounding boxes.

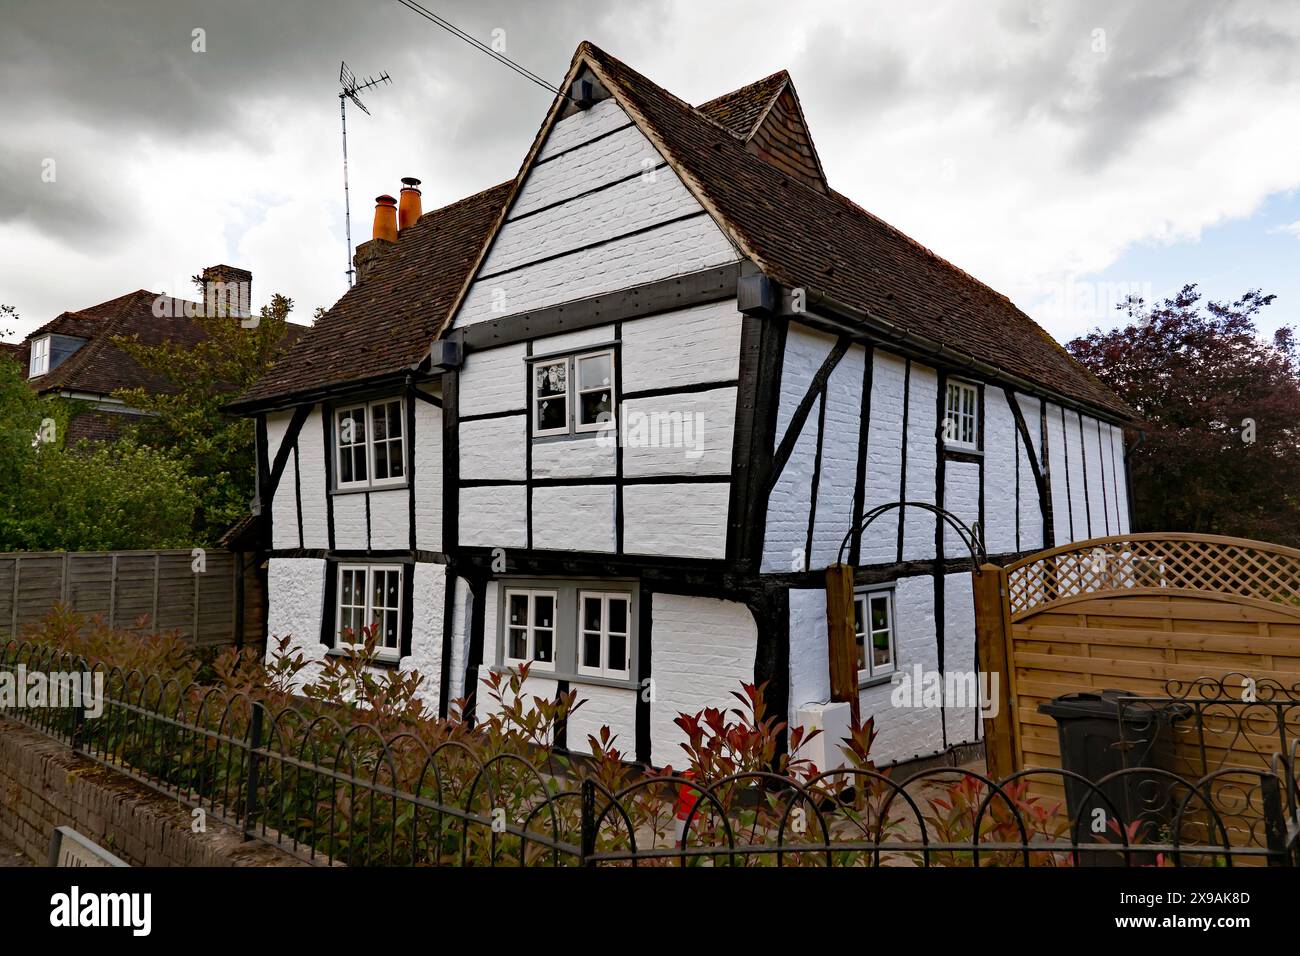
[854,588,896,682]
[336,564,403,660]
[497,580,637,684]
[504,588,557,670]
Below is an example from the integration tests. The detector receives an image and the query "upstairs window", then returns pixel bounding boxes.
[854,589,896,682]
[336,564,403,661]
[944,380,979,450]
[28,336,50,378]
[335,398,405,489]
[530,349,616,438]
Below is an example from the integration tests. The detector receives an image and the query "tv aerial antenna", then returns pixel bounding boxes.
[339,61,392,287]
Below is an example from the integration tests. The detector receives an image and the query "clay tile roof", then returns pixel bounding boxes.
[696,71,789,137]
[231,181,513,410]
[579,43,1132,419]
[235,43,1131,421]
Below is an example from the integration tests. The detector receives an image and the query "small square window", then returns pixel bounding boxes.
[530,349,616,438]
[853,589,896,682]
[335,398,405,489]
[944,380,980,450]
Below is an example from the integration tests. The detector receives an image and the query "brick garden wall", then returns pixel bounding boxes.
[0,716,301,867]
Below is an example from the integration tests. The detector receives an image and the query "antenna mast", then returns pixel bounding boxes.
[339,61,392,287]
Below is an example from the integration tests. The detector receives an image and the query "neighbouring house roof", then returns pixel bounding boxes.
[0,341,20,362]
[235,42,1132,421]
[20,287,306,404]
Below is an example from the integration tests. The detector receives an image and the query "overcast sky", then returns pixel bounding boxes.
[2,0,1298,346]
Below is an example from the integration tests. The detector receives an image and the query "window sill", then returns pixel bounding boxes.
[491,665,636,692]
[326,648,402,669]
[330,481,410,496]
[530,430,616,446]
[858,672,896,690]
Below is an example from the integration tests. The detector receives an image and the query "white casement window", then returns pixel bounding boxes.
[944,380,980,450]
[575,351,615,432]
[335,398,405,488]
[577,591,631,679]
[853,589,896,682]
[530,349,616,437]
[336,564,403,660]
[504,588,557,671]
[28,336,50,377]
[532,359,569,437]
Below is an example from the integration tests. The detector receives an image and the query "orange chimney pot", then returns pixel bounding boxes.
[372,194,398,243]
[398,177,423,231]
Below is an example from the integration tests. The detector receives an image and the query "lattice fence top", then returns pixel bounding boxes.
[1005,535,1300,619]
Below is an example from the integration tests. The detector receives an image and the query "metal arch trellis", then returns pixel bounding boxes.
[836,501,987,567]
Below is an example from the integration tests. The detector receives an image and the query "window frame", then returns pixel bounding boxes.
[576,590,632,680]
[944,379,980,451]
[28,336,50,378]
[334,563,404,662]
[502,587,559,672]
[528,348,617,439]
[333,397,407,490]
[531,358,571,438]
[854,587,897,684]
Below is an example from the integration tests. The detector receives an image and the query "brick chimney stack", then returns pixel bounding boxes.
[354,193,400,283]
[200,264,253,318]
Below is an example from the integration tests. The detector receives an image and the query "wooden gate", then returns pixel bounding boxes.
[975,534,1300,785]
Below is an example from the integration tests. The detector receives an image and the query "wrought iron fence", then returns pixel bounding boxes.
[3,639,1299,867]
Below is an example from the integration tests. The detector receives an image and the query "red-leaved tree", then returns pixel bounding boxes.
[1067,285,1300,545]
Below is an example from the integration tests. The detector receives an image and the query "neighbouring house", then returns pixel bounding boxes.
[230,43,1136,768]
[14,265,258,443]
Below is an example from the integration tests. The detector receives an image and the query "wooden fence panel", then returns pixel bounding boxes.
[977,534,1300,820]
[0,549,262,651]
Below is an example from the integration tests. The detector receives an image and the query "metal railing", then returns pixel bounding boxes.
[3,639,1299,867]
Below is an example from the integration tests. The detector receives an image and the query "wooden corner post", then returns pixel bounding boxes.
[972,563,1016,778]
[825,563,861,726]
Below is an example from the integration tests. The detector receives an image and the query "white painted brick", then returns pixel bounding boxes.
[535,98,629,162]
[460,415,526,481]
[762,325,836,573]
[810,344,865,568]
[368,488,408,550]
[532,324,615,356]
[531,435,616,479]
[296,405,329,550]
[621,387,736,477]
[565,684,638,757]
[264,558,328,687]
[458,216,739,326]
[623,482,729,559]
[531,484,616,552]
[459,485,526,548]
[860,350,906,564]
[621,299,742,393]
[414,396,442,552]
[943,461,980,557]
[485,170,704,275]
[942,571,979,748]
[460,344,528,416]
[650,593,756,768]
[788,588,831,732]
[1013,393,1045,551]
[332,492,367,548]
[982,388,1018,555]
[902,364,938,561]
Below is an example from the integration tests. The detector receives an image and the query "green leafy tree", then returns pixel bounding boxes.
[0,352,199,551]
[114,287,298,542]
[1067,285,1300,545]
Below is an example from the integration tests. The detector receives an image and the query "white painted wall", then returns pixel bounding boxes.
[982,387,1018,556]
[623,483,730,559]
[459,485,527,548]
[762,325,836,573]
[454,99,739,328]
[650,593,756,769]
[902,365,938,561]
[531,484,617,552]
[859,350,907,564]
[620,299,742,393]
[414,396,443,552]
[810,344,866,569]
[296,406,330,550]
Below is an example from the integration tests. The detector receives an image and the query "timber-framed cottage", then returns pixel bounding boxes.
[230,43,1135,767]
